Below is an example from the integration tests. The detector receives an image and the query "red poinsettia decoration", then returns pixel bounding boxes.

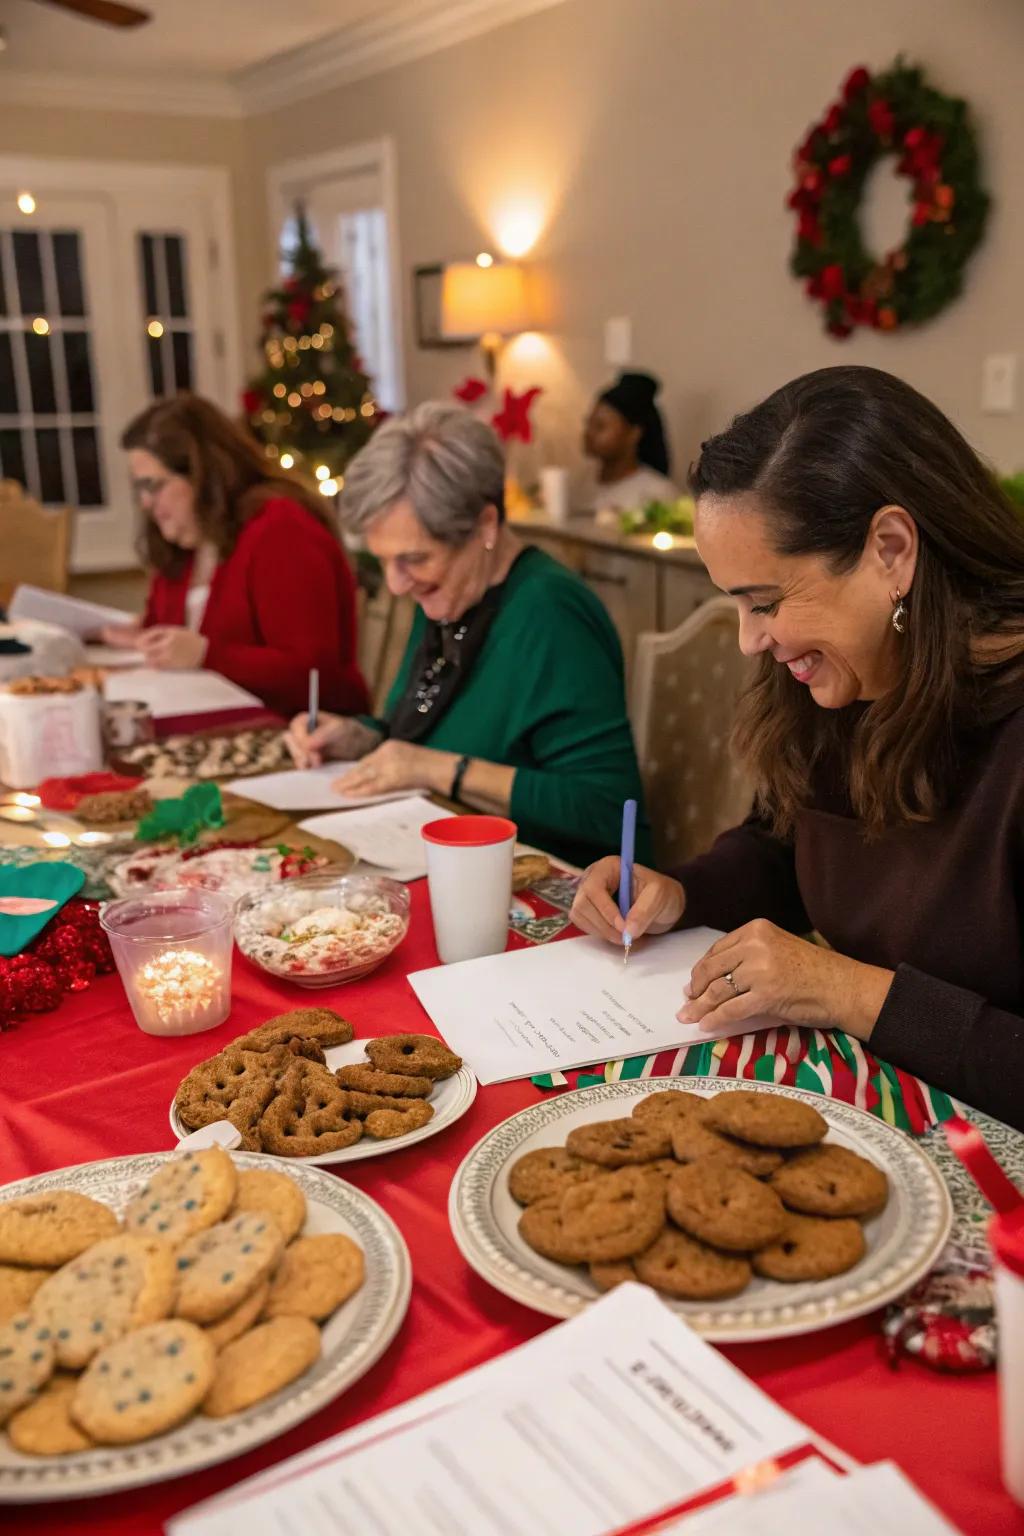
[454,376,489,404]
[491,386,542,444]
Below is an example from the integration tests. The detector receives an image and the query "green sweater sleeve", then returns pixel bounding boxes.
[505,577,650,862]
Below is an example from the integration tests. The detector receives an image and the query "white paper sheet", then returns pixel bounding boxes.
[8,584,133,637]
[299,795,455,881]
[169,1283,810,1536]
[226,764,415,812]
[82,644,145,667]
[408,928,781,1084]
[673,1461,960,1535]
[102,668,262,719]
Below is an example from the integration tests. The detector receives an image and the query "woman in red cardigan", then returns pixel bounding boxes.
[102,394,369,718]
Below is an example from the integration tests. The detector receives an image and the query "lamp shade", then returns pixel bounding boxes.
[440,261,528,339]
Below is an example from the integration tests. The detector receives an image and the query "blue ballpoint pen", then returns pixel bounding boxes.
[618,798,637,966]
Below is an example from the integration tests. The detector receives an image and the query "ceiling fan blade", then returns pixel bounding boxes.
[28,0,151,27]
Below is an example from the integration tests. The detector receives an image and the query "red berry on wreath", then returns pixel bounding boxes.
[823,103,844,135]
[867,98,895,138]
[797,213,822,247]
[820,264,846,301]
[842,66,871,100]
[827,319,854,339]
[877,307,899,330]
[827,154,853,178]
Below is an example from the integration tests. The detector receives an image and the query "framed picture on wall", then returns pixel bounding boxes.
[413,263,475,349]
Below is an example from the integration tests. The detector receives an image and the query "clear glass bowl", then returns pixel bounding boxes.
[234,871,411,988]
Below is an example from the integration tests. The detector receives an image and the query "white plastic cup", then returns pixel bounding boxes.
[992,1208,1024,1505]
[422,815,517,964]
[540,466,570,525]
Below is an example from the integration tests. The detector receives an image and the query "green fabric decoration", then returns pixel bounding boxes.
[0,862,86,956]
[136,784,225,848]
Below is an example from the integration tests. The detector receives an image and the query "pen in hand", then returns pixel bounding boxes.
[307,667,319,737]
[618,798,637,966]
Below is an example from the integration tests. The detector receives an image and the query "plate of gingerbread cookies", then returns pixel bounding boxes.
[0,1145,411,1500]
[448,1078,952,1342]
[169,1008,476,1165]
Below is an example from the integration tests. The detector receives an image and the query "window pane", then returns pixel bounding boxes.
[13,231,45,315]
[53,232,85,318]
[172,332,192,391]
[63,331,95,413]
[140,234,158,316]
[0,334,16,414]
[36,428,63,502]
[25,331,57,414]
[0,429,25,489]
[147,334,165,396]
[166,235,188,317]
[72,426,103,506]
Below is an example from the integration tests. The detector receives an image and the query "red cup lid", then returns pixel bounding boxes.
[991,1207,1024,1279]
[421,816,517,847]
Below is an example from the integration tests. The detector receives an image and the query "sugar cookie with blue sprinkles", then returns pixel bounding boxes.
[31,1234,177,1369]
[71,1321,215,1445]
[0,1312,56,1425]
[174,1212,285,1325]
[123,1148,237,1244]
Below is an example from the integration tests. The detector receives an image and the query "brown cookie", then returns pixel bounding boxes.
[588,1259,637,1292]
[518,1198,593,1264]
[202,1317,321,1417]
[7,1373,93,1456]
[258,1061,363,1157]
[365,1034,462,1080]
[565,1118,672,1167]
[364,1101,435,1139]
[634,1229,752,1299]
[559,1168,666,1262]
[0,1192,119,1267]
[0,1263,52,1323]
[753,1212,866,1281]
[703,1090,827,1149]
[508,1148,606,1206]
[203,1279,270,1350]
[669,1119,784,1179]
[770,1144,889,1218]
[236,1008,354,1051]
[632,1090,708,1127]
[632,1158,683,1187]
[512,853,551,891]
[232,1169,307,1242]
[666,1162,786,1252]
[334,1064,432,1098]
[262,1234,364,1321]
[174,1047,282,1138]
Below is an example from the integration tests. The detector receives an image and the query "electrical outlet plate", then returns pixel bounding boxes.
[604,316,632,366]
[982,354,1017,414]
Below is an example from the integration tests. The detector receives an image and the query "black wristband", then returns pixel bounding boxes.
[450,754,472,802]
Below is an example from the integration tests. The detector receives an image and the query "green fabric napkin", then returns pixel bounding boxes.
[0,862,86,956]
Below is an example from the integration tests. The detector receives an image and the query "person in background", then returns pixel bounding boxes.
[285,402,650,868]
[102,394,368,719]
[571,365,1024,1131]
[582,370,680,512]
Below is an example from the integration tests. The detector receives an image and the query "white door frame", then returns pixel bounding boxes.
[0,156,243,407]
[266,137,406,409]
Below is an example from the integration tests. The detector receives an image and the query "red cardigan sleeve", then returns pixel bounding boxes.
[201,510,369,719]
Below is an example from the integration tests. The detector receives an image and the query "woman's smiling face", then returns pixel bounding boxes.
[694,491,918,708]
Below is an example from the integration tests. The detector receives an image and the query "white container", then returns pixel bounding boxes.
[100,889,233,1037]
[0,684,102,788]
[422,815,516,964]
[992,1208,1024,1505]
[540,466,571,525]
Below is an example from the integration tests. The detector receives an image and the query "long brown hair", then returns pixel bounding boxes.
[121,393,336,578]
[689,366,1024,836]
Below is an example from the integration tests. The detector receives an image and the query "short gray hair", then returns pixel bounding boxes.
[339,401,506,543]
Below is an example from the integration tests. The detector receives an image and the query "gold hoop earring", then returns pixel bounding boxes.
[891,586,907,634]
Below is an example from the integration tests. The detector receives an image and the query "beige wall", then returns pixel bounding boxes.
[245,0,1024,476]
[0,104,260,375]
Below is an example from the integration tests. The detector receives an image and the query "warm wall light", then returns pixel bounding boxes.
[147,318,164,338]
[31,317,50,336]
[475,251,494,268]
[652,531,675,551]
[16,191,36,215]
[492,200,545,258]
[441,260,531,378]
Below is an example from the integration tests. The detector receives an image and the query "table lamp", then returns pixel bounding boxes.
[440,256,529,380]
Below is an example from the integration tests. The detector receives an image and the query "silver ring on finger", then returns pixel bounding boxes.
[723,970,744,996]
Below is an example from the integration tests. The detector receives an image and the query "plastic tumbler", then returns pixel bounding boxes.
[101,889,233,1036]
[992,1206,1024,1505]
[422,816,517,964]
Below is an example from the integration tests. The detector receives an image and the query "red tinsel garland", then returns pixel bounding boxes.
[0,898,116,1032]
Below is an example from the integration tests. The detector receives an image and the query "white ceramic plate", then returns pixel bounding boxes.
[0,1151,411,1502]
[169,1037,477,1166]
[448,1077,953,1343]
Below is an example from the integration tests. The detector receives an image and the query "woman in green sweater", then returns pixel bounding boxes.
[285,402,650,867]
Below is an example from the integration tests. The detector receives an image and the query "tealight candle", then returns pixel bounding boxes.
[100,890,233,1037]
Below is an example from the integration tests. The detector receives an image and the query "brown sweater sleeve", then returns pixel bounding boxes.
[671,814,811,935]
[871,966,1024,1132]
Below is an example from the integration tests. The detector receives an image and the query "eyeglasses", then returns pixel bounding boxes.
[131,475,171,502]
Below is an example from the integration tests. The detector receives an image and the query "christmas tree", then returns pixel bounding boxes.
[242,208,378,492]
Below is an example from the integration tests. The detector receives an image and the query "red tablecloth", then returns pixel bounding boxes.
[1,883,1020,1535]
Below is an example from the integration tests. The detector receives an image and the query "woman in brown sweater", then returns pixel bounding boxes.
[572,365,1024,1130]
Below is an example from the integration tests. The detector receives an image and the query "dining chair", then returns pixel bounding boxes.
[0,480,73,609]
[630,596,754,867]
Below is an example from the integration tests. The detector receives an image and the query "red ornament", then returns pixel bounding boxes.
[842,66,871,101]
[912,201,933,227]
[797,212,822,247]
[867,98,895,139]
[287,298,312,329]
[454,377,489,404]
[827,153,853,178]
[241,388,264,416]
[0,898,114,1032]
[819,263,846,301]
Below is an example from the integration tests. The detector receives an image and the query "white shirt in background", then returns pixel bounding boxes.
[184,583,210,633]
[585,465,681,513]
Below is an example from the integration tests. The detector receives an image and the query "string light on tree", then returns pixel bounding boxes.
[147,319,164,338]
[315,464,331,481]
[16,191,36,215]
[280,452,295,469]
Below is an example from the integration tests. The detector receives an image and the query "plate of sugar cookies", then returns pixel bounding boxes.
[448,1078,952,1342]
[169,1008,476,1165]
[0,1145,411,1500]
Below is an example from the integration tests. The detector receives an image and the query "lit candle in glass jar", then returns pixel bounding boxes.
[133,948,228,1034]
[100,890,234,1037]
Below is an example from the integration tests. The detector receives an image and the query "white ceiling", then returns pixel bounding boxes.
[0,0,390,76]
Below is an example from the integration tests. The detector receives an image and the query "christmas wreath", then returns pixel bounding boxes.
[789,60,990,337]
